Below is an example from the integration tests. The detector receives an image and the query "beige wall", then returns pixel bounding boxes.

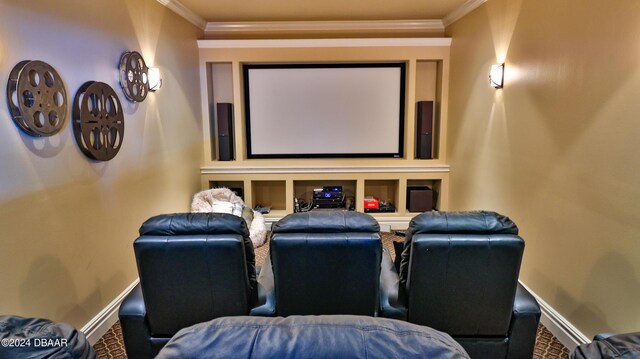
[446,0,640,337]
[0,0,203,328]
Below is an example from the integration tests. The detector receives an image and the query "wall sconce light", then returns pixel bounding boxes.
[148,67,162,91]
[489,63,505,89]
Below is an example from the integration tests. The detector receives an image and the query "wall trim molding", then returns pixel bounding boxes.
[156,0,207,29]
[197,37,452,49]
[81,279,139,345]
[156,0,484,35]
[518,281,590,351]
[201,164,450,174]
[204,20,444,36]
[442,0,488,27]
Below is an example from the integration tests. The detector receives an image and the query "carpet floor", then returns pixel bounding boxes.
[96,231,570,358]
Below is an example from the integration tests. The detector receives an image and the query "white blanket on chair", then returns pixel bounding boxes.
[191,187,267,248]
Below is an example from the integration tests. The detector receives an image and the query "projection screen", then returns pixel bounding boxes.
[243,63,405,158]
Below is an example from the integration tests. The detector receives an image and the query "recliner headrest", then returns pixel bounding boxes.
[139,213,250,237]
[273,211,379,233]
[409,211,518,235]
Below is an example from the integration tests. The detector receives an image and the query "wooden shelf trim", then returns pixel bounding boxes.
[201,165,450,174]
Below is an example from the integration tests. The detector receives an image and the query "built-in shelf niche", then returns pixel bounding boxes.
[209,180,244,200]
[415,60,441,160]
[406,179,441,211]
[252,180,286,211]
[293,180,357,208]
[364,179,399,213]
[207,62,234,161]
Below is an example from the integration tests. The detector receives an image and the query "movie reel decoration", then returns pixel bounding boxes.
[119,51,149,102]
[6,60,68,137]
[73,81,124,161]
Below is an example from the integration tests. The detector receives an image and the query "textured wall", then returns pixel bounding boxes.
[0,0,202,328]
[446,0,640,338]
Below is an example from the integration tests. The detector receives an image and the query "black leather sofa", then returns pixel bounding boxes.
[254,211,382,316]
[156,315,471,359]
[118,213,258,359]
[380,211,541,359]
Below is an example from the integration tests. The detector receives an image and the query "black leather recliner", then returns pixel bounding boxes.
[254,211,382,316]
[380,211,541,359]
[118,213,258,359]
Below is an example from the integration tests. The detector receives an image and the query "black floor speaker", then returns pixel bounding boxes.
[416,101,433,159]
[217,103,234,161]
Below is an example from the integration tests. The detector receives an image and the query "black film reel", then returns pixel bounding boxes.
[119,51,149,102]
[6,60,68,137]
[73,81,125,161]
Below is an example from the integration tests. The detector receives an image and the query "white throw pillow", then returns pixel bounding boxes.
[210,201,233,214]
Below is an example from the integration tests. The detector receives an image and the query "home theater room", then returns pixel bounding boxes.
[1,0,639,358]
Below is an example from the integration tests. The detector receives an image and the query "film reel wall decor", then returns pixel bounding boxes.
[6,60,68,137]
[119,51,149,102]
[73,81,124,161]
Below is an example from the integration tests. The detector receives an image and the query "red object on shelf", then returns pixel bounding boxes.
[364,198,379,209]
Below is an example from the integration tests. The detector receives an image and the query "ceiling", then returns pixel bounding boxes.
[177,0,470,22]
[158,0,486,37]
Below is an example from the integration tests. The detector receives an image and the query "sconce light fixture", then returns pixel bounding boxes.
[489,63,505,89]
[148,67,162,91]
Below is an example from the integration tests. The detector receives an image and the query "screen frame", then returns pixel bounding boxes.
[242,63,406,159]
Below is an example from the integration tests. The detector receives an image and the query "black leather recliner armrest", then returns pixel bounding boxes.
[506,283,541,358]
[250,253,276,316]
[119,283,154,359]
[379,249,407,320]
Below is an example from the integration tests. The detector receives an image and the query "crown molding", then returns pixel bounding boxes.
[204,20,443,36]
[156,0,207,29]
[200,165,450,174]
[442,0,488,27]
[198,37,452,49]
[157,0,486,33]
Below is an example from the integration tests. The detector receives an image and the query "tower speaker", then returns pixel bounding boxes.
[217,103,234,161]
[416,101,434,159]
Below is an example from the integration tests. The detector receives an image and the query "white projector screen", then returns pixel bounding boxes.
[243,63,405,158]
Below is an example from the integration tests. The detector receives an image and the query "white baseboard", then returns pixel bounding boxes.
[81,278,139,345]
[518,281,590,351]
